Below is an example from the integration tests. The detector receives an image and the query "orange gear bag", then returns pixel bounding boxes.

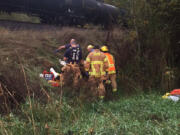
[170,89,180,95]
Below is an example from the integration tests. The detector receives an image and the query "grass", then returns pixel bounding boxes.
[0,26,179,135]
[0,93,179,135]
[0,12,40,23]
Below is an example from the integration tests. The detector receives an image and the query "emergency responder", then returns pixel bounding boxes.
[54,39,76,53]
[64,40,82,64]
[100,46,117,92]
[87,45,94,53]
[85,45,109,99]
[63,40,82,86]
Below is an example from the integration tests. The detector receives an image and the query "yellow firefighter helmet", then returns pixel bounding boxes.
[101,46,109,52]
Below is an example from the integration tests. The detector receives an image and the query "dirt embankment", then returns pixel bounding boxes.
[0,25,135,113]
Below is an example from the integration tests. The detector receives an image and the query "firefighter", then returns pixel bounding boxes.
[85,45,108,99]
[100,46,117,92]
[63,40,82,86]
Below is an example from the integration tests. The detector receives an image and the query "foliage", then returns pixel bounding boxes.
[0,1,179,134]
[105,0,180,91]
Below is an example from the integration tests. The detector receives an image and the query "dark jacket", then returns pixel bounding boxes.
[64,45,82,64]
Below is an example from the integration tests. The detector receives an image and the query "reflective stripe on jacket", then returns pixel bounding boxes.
[85,50,108,77]
[104,53,116,74]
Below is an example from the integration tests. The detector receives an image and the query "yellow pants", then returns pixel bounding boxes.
[88,76,105,97]
[108,74,117,91]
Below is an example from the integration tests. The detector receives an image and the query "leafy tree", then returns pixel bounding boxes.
[105,0,180,90]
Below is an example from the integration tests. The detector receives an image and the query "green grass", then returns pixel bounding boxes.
[0,93,179,135]
[0,27,179,135]
[0,12,40,23]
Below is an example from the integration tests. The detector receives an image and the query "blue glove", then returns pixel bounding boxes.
[54,49,59,54]
[85,72,89,77]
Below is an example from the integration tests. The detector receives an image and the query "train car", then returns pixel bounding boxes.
[0,0,119,26]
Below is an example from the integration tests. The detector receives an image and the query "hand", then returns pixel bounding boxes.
[54,49,59,54]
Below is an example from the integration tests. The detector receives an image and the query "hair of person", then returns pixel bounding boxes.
[71,39,76,42]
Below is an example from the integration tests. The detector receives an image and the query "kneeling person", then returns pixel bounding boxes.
[64,40,82,64]
[63,40,82,86]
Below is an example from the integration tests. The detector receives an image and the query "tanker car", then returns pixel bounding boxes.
[0,0,119,26]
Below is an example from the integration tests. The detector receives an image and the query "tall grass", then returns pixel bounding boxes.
[0,26,179,134]
[0,93,179,135]
[0,26,177,109]
[0,26,174,93]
